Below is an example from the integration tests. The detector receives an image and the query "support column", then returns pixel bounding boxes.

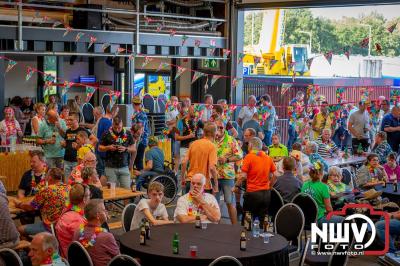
[230,6,244,105]
[0,57,5,120]
[57,56,64,104]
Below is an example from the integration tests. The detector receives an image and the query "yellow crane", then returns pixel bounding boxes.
[243,9,310,76]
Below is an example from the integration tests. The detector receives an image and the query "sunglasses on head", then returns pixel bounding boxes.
[218,126,224,130]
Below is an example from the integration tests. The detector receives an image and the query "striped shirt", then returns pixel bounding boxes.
[316,137,339,158]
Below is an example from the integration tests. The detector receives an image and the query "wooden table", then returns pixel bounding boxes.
[7,196,32,215]
[0,151,31,192]
[325,156,366,168]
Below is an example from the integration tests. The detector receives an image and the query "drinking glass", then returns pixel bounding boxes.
[263,233,270,244]
[109,182,116,196]
[189,245,198,257]
[201,222,207,230]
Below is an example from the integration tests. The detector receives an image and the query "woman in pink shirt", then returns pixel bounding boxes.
[383,153,400,182]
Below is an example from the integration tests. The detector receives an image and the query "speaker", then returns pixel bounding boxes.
[72,4,102,30]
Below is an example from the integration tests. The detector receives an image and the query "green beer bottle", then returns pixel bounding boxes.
[172,233,179,254]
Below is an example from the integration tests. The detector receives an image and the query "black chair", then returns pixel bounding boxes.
[107,254,141,266]
[143,94,155,113]
[0,248,23,266]
[292,193,318,232]
[341,168,353,187]
[269,188,284,220]
[67,241,93,266]
[209,255,243,266]
[149,174,177,205]
[101,94,111,112]
[275,203,304,261]
[121,203,136,232]
[156,93,168,113]
[301,240,350,266]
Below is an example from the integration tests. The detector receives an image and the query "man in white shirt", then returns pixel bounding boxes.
[165,96,180,126]
[201,94,214,122]
[174,173,221,223]
[237,95,257,127]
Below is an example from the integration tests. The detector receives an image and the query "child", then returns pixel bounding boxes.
[384,152,400,182]
[76,131,94,164]
[130,182,173,230]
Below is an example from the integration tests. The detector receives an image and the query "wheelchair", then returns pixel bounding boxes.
[135,161,178,205]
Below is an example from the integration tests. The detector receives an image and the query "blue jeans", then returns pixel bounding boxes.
[136,171,159,190]
[318,215,345,226]
[215,179,235,204]
[376,219,400,253]
[287,124,297,151]
[105,166,131,189]
[64,160,77,183]
[263,129,273,146]
[96,153,105,177]
[24,221,48,235]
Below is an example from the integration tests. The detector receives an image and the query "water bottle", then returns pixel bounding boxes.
[252,217,260,238]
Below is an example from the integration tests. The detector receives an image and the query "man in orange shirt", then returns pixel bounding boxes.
[182,122,218,194]
[234,137,276,221]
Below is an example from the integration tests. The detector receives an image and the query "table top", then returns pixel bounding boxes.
[119,224,288,262]
[325,156,366,167]
[375,184,400,196]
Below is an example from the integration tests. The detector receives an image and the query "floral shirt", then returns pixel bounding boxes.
[326,180,348,195]
[131,110,149,146]
[216,132,243,179]
[371,141,393,164]
[31,183,70,225]
[308,153,329,172]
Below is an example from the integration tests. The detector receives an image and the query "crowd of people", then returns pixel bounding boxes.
[0,91,399,265]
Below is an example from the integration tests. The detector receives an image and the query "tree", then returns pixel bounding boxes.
[244,11,263,47]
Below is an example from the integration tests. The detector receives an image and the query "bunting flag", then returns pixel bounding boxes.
[43,74,55,84]
[390,88,400,104]
[209,40,216,56]
[181,35,189,46]
[141,56,153,69]
[194,39,201,48]
[324,51,333,65]
[156,24,163,32]
[5,60,17,73]
[238,52,245,64]
[32,10,40,22]
[204,76,209,93]
[211,75,222,87]
[156,62,169,72]
[375,43,382,55]
[387,22,397,34]
[85,86,96,102]
[39,16,49,25]
[222,49,231,59]
[25,66,34,81]
[52,21,62,28]
[61,81,73,96]
[253,56,261,65]
[63,26,73,37]
[174,66,186,80]
[307,84,319,104]
[281,83,292,95]
[102,43,111,52]
[75,32,84,43]
[306,58,314,69]
[169,29,176,37]
[269,59,278,69]
[191,71,206,84]
[360,37,369,48]
[88,36,97,49]
[116,47,126,54]
[109,90,121,108]
[232,77,242,88]
[336,87,346,103]
[144,17,154,24]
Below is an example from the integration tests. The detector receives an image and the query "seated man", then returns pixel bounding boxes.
[0,181,20,249]
[316,129,340,158]
[29,232,66,266]
[136,136,165,190]
[268,134,289,162]
[69,152,97,184]
[18,150,47,199]
[370,131,392,164]
[174,173,221,224]
[242,112,264,140]
[56,183,90,258]
[273,157,302,203]
[76,130,95,164]
[73,199,120,266]
[130,182,172,230]
[376,210,400,254]
[14,168,70,237]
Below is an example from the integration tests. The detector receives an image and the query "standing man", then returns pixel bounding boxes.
[288,91,305,150]
[215,118,243,224]
[348,101,370,153]
[268,134,289,162]
[37,109,67,169]
[260,94,276,146]
[381,106,400,153]
[99,116,135,189]
[235,137,276,221]
[242,113,264,140]
[242,128,256,155]
[131,96,149,171]
[181,122,218,194]
[63,113,97,180]
[238,95,257,127]
[202,94,214,122]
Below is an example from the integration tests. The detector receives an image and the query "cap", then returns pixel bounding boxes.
[148,136,158,146]
[132,96,142,104]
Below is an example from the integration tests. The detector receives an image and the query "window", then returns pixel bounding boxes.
[133,73,171,98]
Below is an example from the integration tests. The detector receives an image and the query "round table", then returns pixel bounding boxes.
[375,184,400,205]
[119,224,289,266]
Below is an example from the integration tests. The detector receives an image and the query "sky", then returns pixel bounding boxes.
[310,5,400,20]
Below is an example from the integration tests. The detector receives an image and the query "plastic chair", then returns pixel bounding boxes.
[156,94,168,113]
[67,241,93,266]
[121,203,136,232]
[268,188,284,220]
[341,168,353,188]
[209,255,243,266]
[0,248,23,266]
[143,94,155,113]
[107,254,141,266]
[274,203,304,261]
